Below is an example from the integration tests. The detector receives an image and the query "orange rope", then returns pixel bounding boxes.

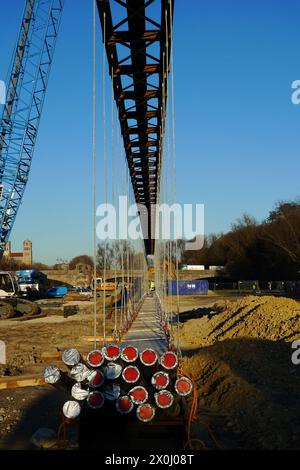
[57,414,69,449]
[57,414,79,450]
[180,368,222,450]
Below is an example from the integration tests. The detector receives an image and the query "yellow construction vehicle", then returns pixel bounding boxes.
[93,276,119,293]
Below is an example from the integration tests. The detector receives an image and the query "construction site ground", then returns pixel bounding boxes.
[0,293,300,449]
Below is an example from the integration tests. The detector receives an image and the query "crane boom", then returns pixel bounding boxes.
[0,0,64,257]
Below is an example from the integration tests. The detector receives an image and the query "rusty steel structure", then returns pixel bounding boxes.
[96,0,175,254]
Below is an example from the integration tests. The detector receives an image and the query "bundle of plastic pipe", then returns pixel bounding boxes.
[44,345,193,423]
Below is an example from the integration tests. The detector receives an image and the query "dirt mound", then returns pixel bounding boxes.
[179,295,300,347]
[178,296,300,449]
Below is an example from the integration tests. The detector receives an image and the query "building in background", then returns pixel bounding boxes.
[3,240,33,266]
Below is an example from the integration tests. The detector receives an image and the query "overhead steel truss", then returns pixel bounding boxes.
[97,0,174,254]
[0,0,64,256]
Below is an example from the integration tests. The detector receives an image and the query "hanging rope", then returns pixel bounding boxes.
[102,11,107,347]
[92,0,97,350]
[169,1,181,359]
[111,52,118,339]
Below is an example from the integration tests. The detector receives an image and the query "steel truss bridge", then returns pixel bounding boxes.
[97,0,174,254]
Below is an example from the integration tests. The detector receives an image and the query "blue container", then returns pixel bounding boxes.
[47,286,68,298]
[166,280,208,295]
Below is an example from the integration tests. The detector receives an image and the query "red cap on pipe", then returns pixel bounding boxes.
[86,350,104,368]
[160,351,178,370]
[136,403,155,423]
[129,386,148,405]
[88,370,105,389]
[121,345,139,363]
[122,365,140,384]
[175,376,193,396]
[116,395,134,414]
[103,344,121,361]
[154,390,174,409]
[140,348,157,367]
[87,391,105,409]
[151,371,169,390]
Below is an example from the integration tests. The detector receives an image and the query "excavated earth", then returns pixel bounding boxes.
[176,295,300,449]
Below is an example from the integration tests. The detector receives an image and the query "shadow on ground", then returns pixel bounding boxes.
[182,337,300,449]
[0,386,69,450]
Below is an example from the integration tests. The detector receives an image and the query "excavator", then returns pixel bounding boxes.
[0,271,39,319]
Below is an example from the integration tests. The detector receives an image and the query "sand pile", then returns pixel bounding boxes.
[179,295,300,347]
[178,296,300,449]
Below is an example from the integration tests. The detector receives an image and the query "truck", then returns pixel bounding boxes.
[16,269,48,298]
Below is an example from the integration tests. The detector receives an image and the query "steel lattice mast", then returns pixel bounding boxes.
[0,0,64,257]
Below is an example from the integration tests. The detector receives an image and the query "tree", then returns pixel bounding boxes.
[32,262,51,271]
[97,243,114,270]
[0,257,18,271]
[262,201,300,271]
[69,255,93,270]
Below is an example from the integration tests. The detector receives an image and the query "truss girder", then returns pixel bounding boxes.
[97,0,174,254]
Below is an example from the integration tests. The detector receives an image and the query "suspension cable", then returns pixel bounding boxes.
[169,1,181,357]
[111,53,118,338]
[102,11,107,347]
[92,0,97,350]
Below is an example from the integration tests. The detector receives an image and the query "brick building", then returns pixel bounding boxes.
[3,240,33,266]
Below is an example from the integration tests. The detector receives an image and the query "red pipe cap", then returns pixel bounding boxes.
[160,351,178,370]
[136,403,156,423]
[175,377,193,396]
[140,349,158,367]
[129,386,148,405]
[151,371,169,390]
[122,366,140,384]
[154,390,174,409]
[87,391,105,409]
[88,370,104,388]
[116,396,134,414]
[121,345,139,363]
[103,344,121,361]
[86,350,104,368]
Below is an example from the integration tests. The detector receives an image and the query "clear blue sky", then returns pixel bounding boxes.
[0,0,300,264]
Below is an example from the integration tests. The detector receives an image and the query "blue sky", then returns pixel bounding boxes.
[0,0,300,264]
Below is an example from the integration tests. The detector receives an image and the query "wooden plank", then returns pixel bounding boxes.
[40,351,62,362]
[0,374,45,390]
[9,314,48,322]
[80,336,114,343]
[17,314,48,322]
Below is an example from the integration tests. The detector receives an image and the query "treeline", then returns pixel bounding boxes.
[0,258,50,271]
[183,200,300,280]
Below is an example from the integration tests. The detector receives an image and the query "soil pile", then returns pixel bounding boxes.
[178,296,300,449]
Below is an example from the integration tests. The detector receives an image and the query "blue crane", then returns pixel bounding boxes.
[0,0,64,257]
